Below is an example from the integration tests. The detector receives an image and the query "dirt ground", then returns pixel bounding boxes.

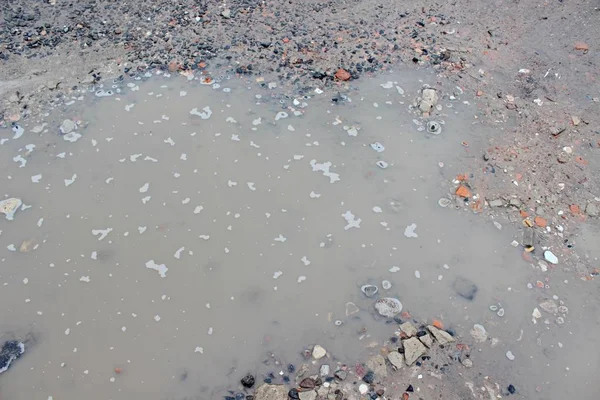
[1,0,599,398]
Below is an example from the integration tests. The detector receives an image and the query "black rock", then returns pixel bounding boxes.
[240,374,255,388]
[287,364,295,373]
[0,341,25,374]
[299,377,315,389]
[362,371,374,384]
[288,388,300,399]
[453,277,478,301]
[334,370,347,380]
[508,384,516,394]
[406,385,414,392]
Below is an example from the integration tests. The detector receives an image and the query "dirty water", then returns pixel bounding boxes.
[0,69,597,399]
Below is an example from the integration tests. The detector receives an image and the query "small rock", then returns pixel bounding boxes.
[522,228,535,249]
[8,93,20,103]
[399,321,417,337]
[387,352,404,369]
[241,374,255,388]
[221,9,232,19]
[506,351,515,361]
[299,378,315,389]
[418,333,434,348]
[253,384,288,400]
[312,345,326,360]
[574,42,589,51]
[319,364,330,377]
[585,202,598,217]
[358,384,369,395]
[366,355,387,378]
[60,119,77,134]
[334,68,351,81]
[544,251,558,265]
[362,370,374,384]
[419,88,438,113]
[453,277,478,300]
[507,384,516,394]
[427,325,455,345]
[298,391,316,400]
[402,337,428,365]
[488,199,504,207]
[374,298,402,318]
[334,370,347,380]
[469,324,488,343]
[461,358,473,368]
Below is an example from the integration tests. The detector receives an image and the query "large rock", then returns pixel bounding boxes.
[387,351,404,369]
[374,297,402,318]
[366,354,387,378]
[402,337,427,365]
[427,325,456,345]
[298,390,317,400]
[312,345,327,359]
[254,384,288,400]
[399,321,417,337]
[418,333,434,348]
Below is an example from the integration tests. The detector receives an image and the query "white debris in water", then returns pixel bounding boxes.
[275,111,288,121]
[228,180,237,187]
[273,271,283,279]
[121,326,126,332]
[372,206,382,213]
[1,198,22,221]
[287,125,295,131]
[199,235,210,240]
[80,276,90,283]
[180,91,187,97]
[252,118,262,126]
[247,182,256,191]
[193,206,204,214]
[343,125,359,136]
[195,347,204,354]
[31,174,42,183]
[57,152,66,158]
[309,191,321,199]
[404,223,418,238]
[139,183,149,193]
[380,81,394,89]
[180,153,187,161]
[7,244,16,251]
[182,198,190,204]
[231,134,240,141]
[415,270,421,279]
[23,278,28,284]
[225,116,237,123]
[154,315,161,322]
[146,260,168,278]
[396,86,405,95]
[13,155,27,168]
[37,218,44,227]
[145,156,158,162]
[297,276,307,283]
[130,154,142,162]
[389,266,400,273]
[92,228,113,241]
[125,103,135,111]
[274,234,287,243]
[341,211,361,230]
[138,226,147,234]
[189,106,212,119]
[12,125,24,139]
[301,256,311,266]
[164,137,175,146]
[376,161,389,169]
[63,132,82,143]
[293,155,304,160]
[310,160,340,183]
[370,142,385,152]
[141,196,151,204]
[65,329,70,336]
[64,174,77,187]
[174,247,185,259]
[91,251,97,260]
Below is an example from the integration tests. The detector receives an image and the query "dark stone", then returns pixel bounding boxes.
[287,364,295,373]
[240,374,255,388]
[299,377,316,389]
[288,388,300,399]
[0,341,25,373]
[453,277,478,301]
[334,370,347,380]
[376,388,385,396]
[362,371,374,384]
[508,384,516,394]
[406,385,414,392]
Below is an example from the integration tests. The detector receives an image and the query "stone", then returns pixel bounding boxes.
[8,93,19,103]
[221,9,232,18]
[312,345,326,359]
[469,324,488,342]
[419,88,438,113]
[254,384,288,400]
[462,358,473,368]
[0,198,22,221]
[402,337,427,365]
[0,340,25,374]
[334,68,351,81]
[399,321,417,337]
[387,352,404,369]
[374,298,402,318]
[241,374,255,388]
[544,251,558,265]
[427,325,455,345]
[418,333,434,348]
[299,378,315,389]
[453,277,477,300]
[358,384,369,395]
[488,199,504,207]
[319,364,330,377]
[362,371,374,384]
[317,386,329,398]
[334,370,347,380]
[522,228,535,249]
[60,119,77,134]
[366,355,387,378]
[585,202,598,217]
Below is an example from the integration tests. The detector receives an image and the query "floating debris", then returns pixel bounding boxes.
[404,223,418,238]
[0,198,22,221]
[145,260,168,278]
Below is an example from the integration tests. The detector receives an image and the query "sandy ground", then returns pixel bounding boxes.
[1,0,599,398]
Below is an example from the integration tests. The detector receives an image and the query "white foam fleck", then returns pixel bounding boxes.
[274,234,287,243]
[125,103,135,111]
[273,271,283,279]
[389,266,400,273]
[164,137,175,146]
[199,235,210,240]
[297,276,307,283]
[64,174,77,187]
[146,260,168,278]
[91,251,97,260]
[404,223,418,238]
[247,182,256,191]
[37,218,44,227]
[275,111,288,121]
[13,155,27,168]
[141,196,151,204]
[180,153,187,161]
[310,160,340,183]
[193,206,204,214]
[63,132,82,143]
[92,228,113,241]
[31,174,42,183]
[80,276,91,283]
[190,106,212,119]
[154,315,161,322]
[341,211,361,230]
[139,183,149,193]
[195,347,204,354]
[252,117,262,126]
[372,206,383,213]
[309,191,321,199]
[138,226,147,234]
[130,154,142,162]
[174,247,185,259]
[228,180,237,187]
[301,256,311,266]
[293,155,304,160]
[287,125,295,131]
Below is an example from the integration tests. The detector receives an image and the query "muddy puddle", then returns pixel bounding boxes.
[0,69,597,399]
